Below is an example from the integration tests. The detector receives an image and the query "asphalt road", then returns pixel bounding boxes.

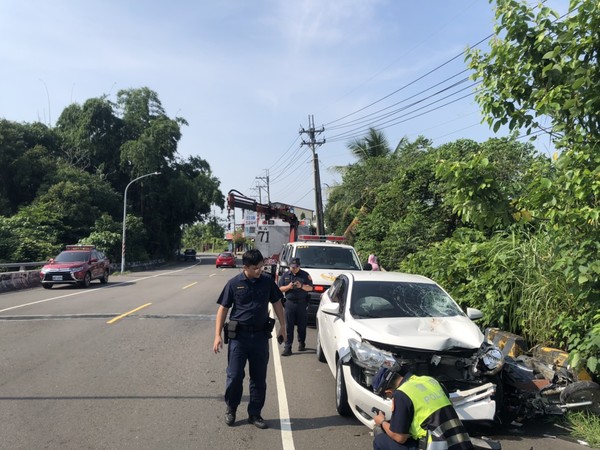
[0,257,594,450]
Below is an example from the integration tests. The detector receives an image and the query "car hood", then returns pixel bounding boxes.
[349,316,483,351]
[43,262,86,269]
[304,268,360,285]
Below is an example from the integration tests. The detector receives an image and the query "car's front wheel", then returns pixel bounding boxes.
[335,359,352,416]
[100,269,109,284]
[80,272,91,288]
[316,330,326,363]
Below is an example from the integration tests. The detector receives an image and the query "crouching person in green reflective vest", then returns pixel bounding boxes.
[372,366,473,450]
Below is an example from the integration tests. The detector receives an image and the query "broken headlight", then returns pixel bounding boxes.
[348,338,396,370]
[476,345,504,375]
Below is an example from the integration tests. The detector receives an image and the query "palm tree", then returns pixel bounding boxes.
[346,128,391,162]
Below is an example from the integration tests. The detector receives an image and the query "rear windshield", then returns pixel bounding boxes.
[54,251,90,263]
[294,246,361,270]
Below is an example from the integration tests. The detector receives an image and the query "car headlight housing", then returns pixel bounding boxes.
[69,266,85,273]
[476,345,504,375]
[348,338,396,370]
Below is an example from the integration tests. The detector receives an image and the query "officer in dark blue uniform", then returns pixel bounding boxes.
[213,249,286,429]
[278,257,313,356]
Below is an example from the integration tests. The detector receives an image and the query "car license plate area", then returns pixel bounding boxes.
[52,275,63,281]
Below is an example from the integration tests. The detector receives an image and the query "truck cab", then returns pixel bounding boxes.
[276,235,363,323]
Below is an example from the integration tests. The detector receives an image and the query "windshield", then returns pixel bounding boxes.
[350,281,464,319]
[54,251,90,263]
[294,246,362,270]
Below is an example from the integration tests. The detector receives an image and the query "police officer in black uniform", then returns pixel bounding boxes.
[278,257,313,356]
[213,249,286,429]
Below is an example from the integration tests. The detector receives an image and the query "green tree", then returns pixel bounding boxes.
[117,87,185,176]
[346,127,391,161]
[55,97,123,178]
[182,216,226,252]
[0,87,224,264]
[80,213,123,262]
[325,129,400,237]
[435,138,544,231]
[465,0,600,373]
[352,137,459,268]
[0,120,60,215]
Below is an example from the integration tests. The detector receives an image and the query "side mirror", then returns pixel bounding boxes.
[321,302,340,316]
[466,307,483,320]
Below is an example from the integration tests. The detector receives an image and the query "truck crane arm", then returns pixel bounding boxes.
[227,189,300,242]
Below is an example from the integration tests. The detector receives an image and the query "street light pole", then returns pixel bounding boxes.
[121,171,160,273]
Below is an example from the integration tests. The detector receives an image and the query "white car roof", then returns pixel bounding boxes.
[291,241,356,249]
[344,271,436,284]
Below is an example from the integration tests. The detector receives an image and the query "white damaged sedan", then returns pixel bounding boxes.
[316,271,502,428]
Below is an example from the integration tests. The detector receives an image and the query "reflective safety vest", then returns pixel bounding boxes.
[398,375,468,450]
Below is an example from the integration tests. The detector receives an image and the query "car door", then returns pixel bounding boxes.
[276,244,291,282]
[320,276,348,371]
[90,250,101,278]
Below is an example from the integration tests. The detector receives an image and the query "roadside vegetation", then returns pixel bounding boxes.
[181,218,228,253]
[326,0,599,441]
[0,87,225,265]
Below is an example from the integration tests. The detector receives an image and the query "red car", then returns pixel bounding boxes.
[216,252,236,268]
[40,245,110,289]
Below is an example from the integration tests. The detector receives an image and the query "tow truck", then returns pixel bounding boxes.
[227,189,363,321]
[227,189,308,273]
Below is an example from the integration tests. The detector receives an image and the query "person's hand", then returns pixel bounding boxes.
[374,411,386,426]
[213,335,223,354]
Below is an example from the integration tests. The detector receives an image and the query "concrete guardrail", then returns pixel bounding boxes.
[0,259,167,293]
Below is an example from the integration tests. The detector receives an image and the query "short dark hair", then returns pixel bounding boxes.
[243,249,264,266]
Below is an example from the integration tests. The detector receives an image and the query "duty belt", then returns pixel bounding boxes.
[237,323,267,332]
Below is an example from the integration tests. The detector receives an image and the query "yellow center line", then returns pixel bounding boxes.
[107,303,152,324]
[182,282,198,289]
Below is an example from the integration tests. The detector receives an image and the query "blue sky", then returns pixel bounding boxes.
[0,0,567,219]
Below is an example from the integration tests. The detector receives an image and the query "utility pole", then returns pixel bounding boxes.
[250,186,262,203]
[255,169,270,203]
[300,115,326,235]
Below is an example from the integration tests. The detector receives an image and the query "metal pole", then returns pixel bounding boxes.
[121,172,160,273]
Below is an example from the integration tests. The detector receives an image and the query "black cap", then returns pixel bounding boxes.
[372,367,396,394]
[372,365,408,395]
[290,258,301,267]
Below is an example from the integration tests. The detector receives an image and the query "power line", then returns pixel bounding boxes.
[322,34,493,128]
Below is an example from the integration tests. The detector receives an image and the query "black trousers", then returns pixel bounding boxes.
[284,300,308,348]
[225,330,269,415]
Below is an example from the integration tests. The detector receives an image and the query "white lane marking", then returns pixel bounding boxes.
[0,266,196,313]
[271,308,295,450]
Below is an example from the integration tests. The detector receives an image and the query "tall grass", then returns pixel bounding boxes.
[568,412,600,449]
